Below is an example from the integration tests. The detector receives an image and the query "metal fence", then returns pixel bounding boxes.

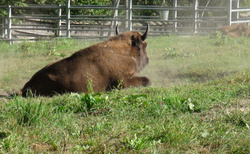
[0,0,249,43]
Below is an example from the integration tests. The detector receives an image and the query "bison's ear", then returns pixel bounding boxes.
[131,35,139,47]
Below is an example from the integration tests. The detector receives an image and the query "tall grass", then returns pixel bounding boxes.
[0,35,249,153]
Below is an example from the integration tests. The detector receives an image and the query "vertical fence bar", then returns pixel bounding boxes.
[58,4,62,37]
[66,0,70,38]
[4,18,7,38]
[193,0,198,34]
[173,0,178,32]
[236,0,239,20]
[7,5,12,44]
[228,0,232,25]
[114,0,119,31]
[109,0,120,36]
[231,0,239,22]
[128,0,132,31]
[125,0,128,29]
[1,16,4,38]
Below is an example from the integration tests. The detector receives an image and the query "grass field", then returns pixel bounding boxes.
[0,34,249,153]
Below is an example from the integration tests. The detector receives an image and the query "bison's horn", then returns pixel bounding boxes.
[116,24,119,35]
[141,23,149,41]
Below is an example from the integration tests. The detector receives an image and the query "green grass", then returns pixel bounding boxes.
[0,35,249,153]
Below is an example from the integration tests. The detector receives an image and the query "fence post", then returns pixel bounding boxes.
[109,0,120,36]
[7,5,12,44]
[4,18,7,38]
[125,0,132,31]
[173,0,178,32]
[232,0,239,22]
[66,0,70,38]
[114,0,119,28]
[1,16,4,38]
[125,0,128,29]
[57,4,62,37]
[193,0,198,34]
[128,0,132,31]
[228,0,232,25]
[236,0,239,20]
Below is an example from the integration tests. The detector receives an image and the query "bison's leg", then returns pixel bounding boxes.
[123,76,151,88]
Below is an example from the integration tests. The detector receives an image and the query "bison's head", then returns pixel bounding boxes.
[113,24,149,73]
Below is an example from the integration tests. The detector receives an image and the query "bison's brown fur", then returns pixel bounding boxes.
[219,23,250,38]
[22,26,151,96]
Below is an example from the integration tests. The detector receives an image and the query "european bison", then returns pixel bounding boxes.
[219,23,250,38]
[22,24,151,97]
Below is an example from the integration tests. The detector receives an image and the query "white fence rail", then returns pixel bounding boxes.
[0,0,249,43]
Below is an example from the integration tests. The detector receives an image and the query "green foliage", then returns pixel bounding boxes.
[87,79,94,94]
[51,93,108,114]
[225,110,249,128]
[126,133,147,150]
[8,97,46,126]
[211,30,233,46]
[0,1,27,16]
[0,0,114,16]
